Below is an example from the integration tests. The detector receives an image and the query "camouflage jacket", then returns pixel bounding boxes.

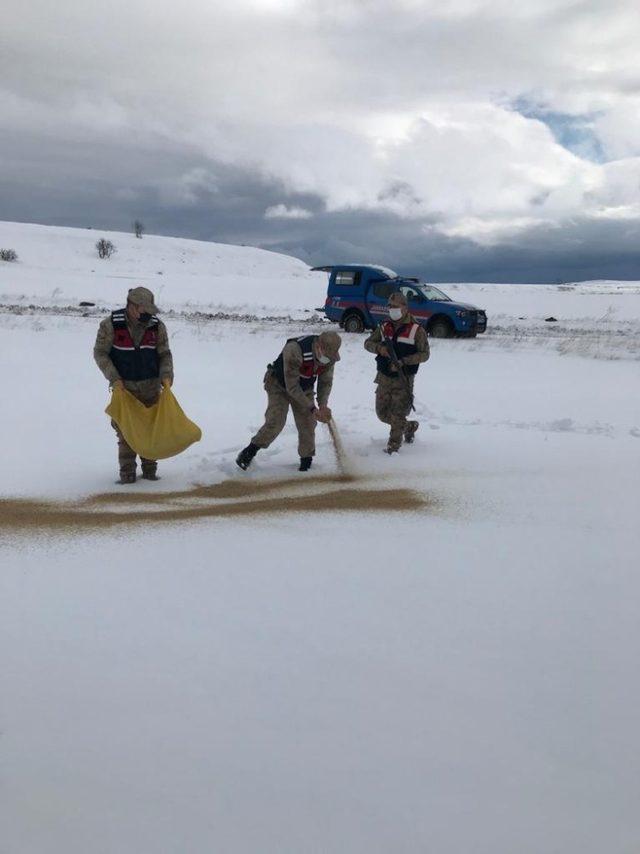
[364,312,430,371]
[93,313,174,403]
[279,340,335,408]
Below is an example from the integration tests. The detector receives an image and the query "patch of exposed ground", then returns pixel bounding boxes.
[0,475,429,536]
[89,474,358,504]
[0,303,327,328]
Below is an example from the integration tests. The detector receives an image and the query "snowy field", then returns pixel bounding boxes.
[1,223,640,854]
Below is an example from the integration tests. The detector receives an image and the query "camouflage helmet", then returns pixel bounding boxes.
[388,291,408,306]
[127,286,159,314]
[318,330,342,361]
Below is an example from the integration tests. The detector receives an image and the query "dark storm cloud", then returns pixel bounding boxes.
[264,209,640,283]
[0,128,323,247]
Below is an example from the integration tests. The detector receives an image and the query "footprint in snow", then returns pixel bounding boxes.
[548,417,575,432]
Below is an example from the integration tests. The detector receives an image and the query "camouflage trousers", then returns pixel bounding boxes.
[110,384,159,477]
[375,372,415,446]
[251,371,317,458]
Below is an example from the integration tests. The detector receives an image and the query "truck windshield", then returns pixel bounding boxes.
[418,285,451,302]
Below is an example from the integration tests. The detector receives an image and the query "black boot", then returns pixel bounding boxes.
[141,463,159,481]
[236,443,259,471]
[403,420,419,444]
[299,456,313,472]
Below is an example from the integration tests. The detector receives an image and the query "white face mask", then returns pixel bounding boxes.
[388,307,403,321]
[318,354,332,365]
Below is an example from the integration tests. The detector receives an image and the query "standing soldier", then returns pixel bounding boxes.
[236,330,342,472]
[364,291,430,454]
[94,286,174,483]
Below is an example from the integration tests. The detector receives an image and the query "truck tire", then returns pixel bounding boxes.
[343,312,365,333]
[429,316,454,339]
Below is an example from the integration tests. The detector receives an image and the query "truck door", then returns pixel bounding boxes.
[400,285,431,328]
[368,281,395,325]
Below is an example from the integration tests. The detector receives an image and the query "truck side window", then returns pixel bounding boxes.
[402,287,423,302]
[335,271,360,286]
[372,283,393,298]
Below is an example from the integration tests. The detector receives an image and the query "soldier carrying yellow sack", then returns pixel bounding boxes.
[236,331,342,472]
[364,291,430,454]
[94,286,174,483]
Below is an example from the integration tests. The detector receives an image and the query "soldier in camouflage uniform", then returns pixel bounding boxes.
[236,331,342,472]
[364,291,430,453]
[94,286,174,483]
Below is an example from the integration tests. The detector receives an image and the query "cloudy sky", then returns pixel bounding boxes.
[2,0,639,281]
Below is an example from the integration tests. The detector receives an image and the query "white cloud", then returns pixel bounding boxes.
[437,216,556,246]
[594,98,640,159]
[264,204,313,220]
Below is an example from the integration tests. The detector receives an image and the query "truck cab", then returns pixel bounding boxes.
[314,264,487,338]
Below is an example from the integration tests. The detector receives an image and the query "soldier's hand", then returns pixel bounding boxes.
[112,379,124,391]
[162,377,172,389]
[378,345,390,357]
[317,405,332,423]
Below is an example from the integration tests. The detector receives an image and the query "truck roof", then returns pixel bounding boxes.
[310,263,399,279]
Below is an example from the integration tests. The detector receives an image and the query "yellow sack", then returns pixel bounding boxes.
[106,386,202,460]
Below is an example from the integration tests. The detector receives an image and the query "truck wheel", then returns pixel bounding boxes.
[343,313,365,333]
[429,317,453,339]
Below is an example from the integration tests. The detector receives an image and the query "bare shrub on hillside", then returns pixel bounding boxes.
[96,239,116,259]
[0,248,18,262]
[133,220,144,239]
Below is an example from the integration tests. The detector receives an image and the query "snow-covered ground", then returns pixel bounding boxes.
[1,222,639,854]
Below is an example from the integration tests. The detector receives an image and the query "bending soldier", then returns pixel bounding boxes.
[236,331,342,472]
[94,286,174,483]
[364,291,429,454]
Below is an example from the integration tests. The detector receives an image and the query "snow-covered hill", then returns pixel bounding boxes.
[0,221,327,316]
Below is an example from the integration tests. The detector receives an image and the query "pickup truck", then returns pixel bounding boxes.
[314,264,487,337]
